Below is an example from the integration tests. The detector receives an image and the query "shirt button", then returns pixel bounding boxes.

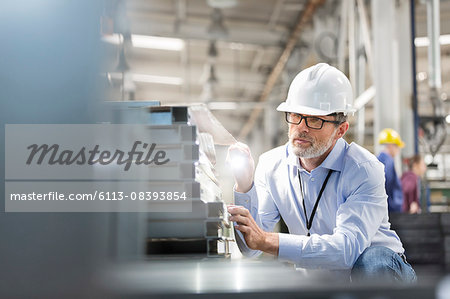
[311,178,315,182]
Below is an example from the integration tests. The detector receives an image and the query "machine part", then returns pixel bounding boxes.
[132,162,194,180]
[147,220,218,239]
[139,143,199,163]
[419,0,447,158]
[103,101,160,124]
[146,201,224,221]
[196,160,220,186]
[149,106,190,125]
[390,213,446,266]
[146,238,230,257]
[146,239,210,255]
[107,103,232,259]
[197,132,217,165]
[189,104,237,145]
[419,116,447,158]
[142,125,197,144]
[147,202,229,238]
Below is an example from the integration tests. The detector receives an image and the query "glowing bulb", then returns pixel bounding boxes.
[230,154,247,171]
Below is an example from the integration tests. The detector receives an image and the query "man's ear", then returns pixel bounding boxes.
[336,122,349,139]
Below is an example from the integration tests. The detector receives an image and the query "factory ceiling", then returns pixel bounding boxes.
[102,0,450,143]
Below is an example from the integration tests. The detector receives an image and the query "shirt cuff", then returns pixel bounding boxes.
[278,233,306,264]
[233,183,256,210]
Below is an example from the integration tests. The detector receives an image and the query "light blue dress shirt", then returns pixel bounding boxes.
[234,138,404,270]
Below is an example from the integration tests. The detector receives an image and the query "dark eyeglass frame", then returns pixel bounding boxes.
[285,112,341,130]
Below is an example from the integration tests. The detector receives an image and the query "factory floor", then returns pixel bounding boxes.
[97,258,446,299]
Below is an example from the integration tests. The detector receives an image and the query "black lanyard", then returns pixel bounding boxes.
[298,169,333,236]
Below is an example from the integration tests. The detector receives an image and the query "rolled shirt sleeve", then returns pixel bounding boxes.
[233,159,281,257]
[233,185,261,257]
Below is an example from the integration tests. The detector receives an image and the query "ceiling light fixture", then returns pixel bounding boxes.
[207,0,237,9]
[102,34,185,51]
[132,35,185,51]
[109,73,183,85]
[414,34,450,47]
[132,74,183,85]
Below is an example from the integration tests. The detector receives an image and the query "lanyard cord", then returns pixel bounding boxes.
[298,169,333,236]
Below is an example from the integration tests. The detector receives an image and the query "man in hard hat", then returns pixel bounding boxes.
[228,63,416,283]
[377,128,405,213]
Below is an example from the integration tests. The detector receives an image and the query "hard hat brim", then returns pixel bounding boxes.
[276,102,352,116]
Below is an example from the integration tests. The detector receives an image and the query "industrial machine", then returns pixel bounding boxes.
[103,101,233,259]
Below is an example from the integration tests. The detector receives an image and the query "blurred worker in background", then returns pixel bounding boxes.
[401,155,427,214]
[376,129,404,213]
[228,63,416,283]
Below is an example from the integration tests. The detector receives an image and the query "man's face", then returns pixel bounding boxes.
[386,144,400,157]
[417,159,427,176]
[288,113,342,159]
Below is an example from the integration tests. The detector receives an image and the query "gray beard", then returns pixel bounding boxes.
[289,129,338,158]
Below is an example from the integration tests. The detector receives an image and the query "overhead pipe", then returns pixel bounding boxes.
[427,0,441,91]
[421,0,446,158]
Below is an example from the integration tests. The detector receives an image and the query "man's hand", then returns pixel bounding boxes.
[227,142,255,193]
[409,201,421,214]
[228,205,279,256]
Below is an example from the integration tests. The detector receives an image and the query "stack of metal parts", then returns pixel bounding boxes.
[102,102,233,259]
[390,213,450,277]
[444,214,450,272]
[144,105,232,258]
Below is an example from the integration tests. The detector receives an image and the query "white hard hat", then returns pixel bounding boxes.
[277,63,355,116]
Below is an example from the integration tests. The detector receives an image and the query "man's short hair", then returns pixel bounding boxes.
[331,113,347,125]
[406,154,423,170]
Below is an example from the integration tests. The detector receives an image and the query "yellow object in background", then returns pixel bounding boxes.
[378,128,405,148]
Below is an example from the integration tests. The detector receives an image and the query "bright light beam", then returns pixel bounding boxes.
[229,153,248,171]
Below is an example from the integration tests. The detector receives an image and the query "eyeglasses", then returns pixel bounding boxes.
[285,112,341,130]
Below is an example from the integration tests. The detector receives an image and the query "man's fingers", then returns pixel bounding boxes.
[235,142,251,155]
[228,142,252,160]
[229,206,250,217]
[229,214,250,226]
[228,142,247,155]
[235,225,250,234]
[240,208,250,217]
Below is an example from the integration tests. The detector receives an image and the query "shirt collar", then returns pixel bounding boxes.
[286,138,346,172]
[286,143,300,167]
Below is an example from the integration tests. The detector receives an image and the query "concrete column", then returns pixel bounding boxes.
[371,0,401,155]
[372,0,415,174]
[397,0,415,158]
[355,6,366,146]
